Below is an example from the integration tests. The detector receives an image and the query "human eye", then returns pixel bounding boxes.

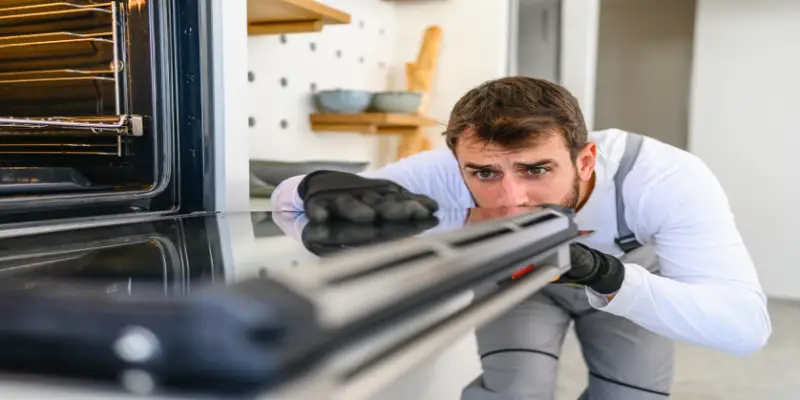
[524,167,550,177]
[473,170,497,180]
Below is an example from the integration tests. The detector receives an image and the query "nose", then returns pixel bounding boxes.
[500,177,530,207]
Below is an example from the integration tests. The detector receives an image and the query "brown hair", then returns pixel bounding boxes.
[443,76,588,160]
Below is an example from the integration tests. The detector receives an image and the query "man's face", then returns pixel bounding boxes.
[454,131,596,209]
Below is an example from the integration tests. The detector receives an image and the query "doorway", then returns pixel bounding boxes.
[594,0,696,149]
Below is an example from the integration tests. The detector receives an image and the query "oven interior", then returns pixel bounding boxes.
[0,0,161,207]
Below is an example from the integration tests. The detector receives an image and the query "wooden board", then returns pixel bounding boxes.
[248,0,351,35]
[310,113,438,128]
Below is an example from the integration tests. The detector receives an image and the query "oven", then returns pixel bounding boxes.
[0,0,216,227]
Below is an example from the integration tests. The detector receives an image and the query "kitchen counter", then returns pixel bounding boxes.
[0,207,578,399]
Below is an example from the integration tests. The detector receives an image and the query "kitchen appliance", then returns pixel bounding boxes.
[0,206,580,399]
[0,0,215,226]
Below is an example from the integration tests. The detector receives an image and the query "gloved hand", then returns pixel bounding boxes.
[500,243,625,294]
[301,218,440,257]
[554,243,626,294]
[298,170,439,223]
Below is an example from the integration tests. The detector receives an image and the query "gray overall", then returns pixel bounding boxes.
[462,134,674,399]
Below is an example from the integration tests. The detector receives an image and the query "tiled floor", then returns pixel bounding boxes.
[556,298,800,399]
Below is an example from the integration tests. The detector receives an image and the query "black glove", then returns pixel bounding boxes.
[298,170,439,223]
[555,243,625,294]
[301,218,440,257]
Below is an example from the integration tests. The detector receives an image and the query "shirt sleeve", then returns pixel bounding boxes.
[270,148,471,212]
[585,155,771,356]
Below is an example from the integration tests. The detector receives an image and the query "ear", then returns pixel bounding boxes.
[575,142,596,182]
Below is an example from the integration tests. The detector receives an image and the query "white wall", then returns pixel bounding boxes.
[247,0,397,167]
[689,0,800,299]
[594,0,695,149]
[212,0,250,211]
[392,0,511,149]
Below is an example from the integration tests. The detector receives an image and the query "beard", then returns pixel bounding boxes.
[560,169,581,211]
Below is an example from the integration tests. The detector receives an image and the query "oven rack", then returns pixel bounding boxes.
[0,116,143,136]
[0,31,114,70]
[0,68,116,112]
[0,1,137,155]
[0,2,113,25]
[0,115,142,156]
[0,144,119,156]
[0,2,114,41]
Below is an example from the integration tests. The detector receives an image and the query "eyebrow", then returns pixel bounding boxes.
[464,159,556,170]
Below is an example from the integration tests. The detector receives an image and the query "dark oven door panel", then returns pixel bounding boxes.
[0,0,200,221]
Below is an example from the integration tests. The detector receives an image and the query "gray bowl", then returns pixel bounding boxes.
[314,89,373,114]
[370,91,423,114]
[250,160,369,187]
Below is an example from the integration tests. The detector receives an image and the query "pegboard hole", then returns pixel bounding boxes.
[247,71,255,82]
[359,57,365,64]
[280,120,289,129]
[380,28,385,36]
[248,117,256,127]
[279,34,287,44]
[336,49,342,59]
[310,82,318,92]
[359,21,365,29]
[310,42,316,52]
[280,77,288,87]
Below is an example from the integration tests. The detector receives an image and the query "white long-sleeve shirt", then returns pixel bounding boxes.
[271,128,772,356]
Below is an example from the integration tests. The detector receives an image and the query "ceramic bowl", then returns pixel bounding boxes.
[370,91,423,114]
[313,89,373,114]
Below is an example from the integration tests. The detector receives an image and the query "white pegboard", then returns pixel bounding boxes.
[247,0,399,168]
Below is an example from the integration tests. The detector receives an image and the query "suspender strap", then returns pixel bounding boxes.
[614,133,644,253]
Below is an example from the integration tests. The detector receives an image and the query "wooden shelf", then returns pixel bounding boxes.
[248,0,351,36]
[310,113,438,135]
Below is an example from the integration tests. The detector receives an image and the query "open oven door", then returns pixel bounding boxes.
[0,0,216,227]
[0,207,581,399]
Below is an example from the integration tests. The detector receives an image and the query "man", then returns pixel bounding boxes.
[271,77,771,399]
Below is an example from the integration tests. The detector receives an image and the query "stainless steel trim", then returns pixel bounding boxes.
[333,264,564,400]
[0,211,212,240]
[315,217,567,328]
[315,210,558,283]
